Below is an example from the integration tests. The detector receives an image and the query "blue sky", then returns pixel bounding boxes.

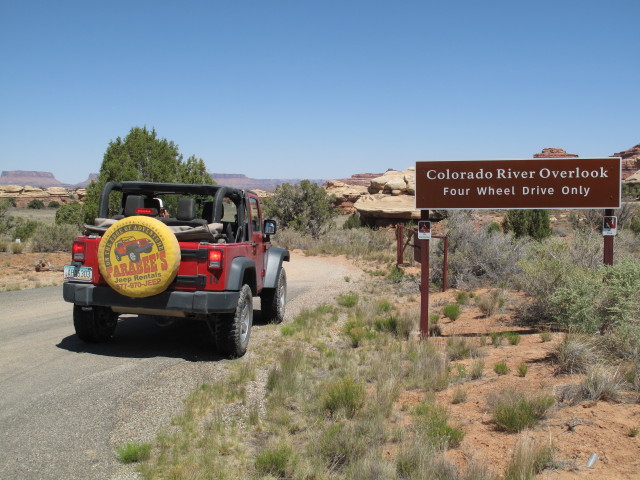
[1,0,638,184]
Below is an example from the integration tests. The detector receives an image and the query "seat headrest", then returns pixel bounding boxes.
[177,198,196,221]
[124,195,144,217]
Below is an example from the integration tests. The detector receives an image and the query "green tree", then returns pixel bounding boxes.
[178,155,214,185]
[83,127,212,222]
[503,209,551,241]
[56,202,85,229]
[263,180,337,239]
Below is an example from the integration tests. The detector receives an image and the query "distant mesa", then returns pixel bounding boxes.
[0,170,69,188]
[75,173,99,188]
[208,173,325,191]
[0,170,98,188]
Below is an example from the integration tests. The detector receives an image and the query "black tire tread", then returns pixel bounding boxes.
[260,269,286,324]
[215,284,253,358]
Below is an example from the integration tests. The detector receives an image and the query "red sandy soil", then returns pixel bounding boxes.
[396,288,640,479]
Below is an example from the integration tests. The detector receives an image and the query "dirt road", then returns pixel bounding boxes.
[0,254,361,480]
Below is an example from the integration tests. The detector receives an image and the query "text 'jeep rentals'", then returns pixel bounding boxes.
[63,181,289,357]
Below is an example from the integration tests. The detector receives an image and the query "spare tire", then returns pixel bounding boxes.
[97,216,181,298]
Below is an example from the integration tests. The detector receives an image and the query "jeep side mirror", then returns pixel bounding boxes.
[264,219,277,235]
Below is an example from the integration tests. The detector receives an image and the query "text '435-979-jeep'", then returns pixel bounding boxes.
[63,181,289,358]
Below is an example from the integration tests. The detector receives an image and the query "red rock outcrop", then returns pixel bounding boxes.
[330,173,382,187]
[0,171,68,187]
[612,144,640,180]
[533,148,579,158]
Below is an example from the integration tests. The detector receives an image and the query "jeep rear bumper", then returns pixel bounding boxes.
[63,282,240,315]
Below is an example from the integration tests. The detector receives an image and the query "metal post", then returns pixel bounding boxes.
[397,223,404,266]
[603,208,614,266]
[420,210,430,338]
[442,236,448,292]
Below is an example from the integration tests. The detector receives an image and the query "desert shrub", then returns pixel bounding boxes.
[490,390,554,432]
[446,337,478,360]
[405,341,450,391]
[486,221,502,235]
[29,223,79,252]
[115,442,151,463]
[11,242,23,254]
[517,363,529,377]
[470,360,485,380]
[343,319,375,347]
[504,436,554,480]
[275,226,397,262]
[12,219,39,242]
[549,258,640,333]
[317,422,366,470]
[343,212,363,229]
[27,199,45,209]
[386,265,405,283]
[255,441,296,477]
[47,201,60,209]
[55,202,85,229]
[506,332,521,346]
[442,303,460,321]
[413,402,464,449]
[262,180,337,239]
[455,291,469,304]
[503,209,552,241]
[321,377,365,418]
[451,387,467,404]
[553,333,599,375]
[577,364,624,402]
[434,210,529,288]
[337,292,359,308]
[475,290,505,317]
[493,361,509,375]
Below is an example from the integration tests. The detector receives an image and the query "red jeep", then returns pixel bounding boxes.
[63,181,289,357]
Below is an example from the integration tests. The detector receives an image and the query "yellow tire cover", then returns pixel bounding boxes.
[97,216,181,298]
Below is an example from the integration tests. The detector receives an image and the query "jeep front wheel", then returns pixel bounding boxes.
[260,268,286,324]
[73,305,119,342]
[215,285,253,358]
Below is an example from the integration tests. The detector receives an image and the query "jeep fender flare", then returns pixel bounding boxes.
[226,257,257,294]
[263,247,290,289]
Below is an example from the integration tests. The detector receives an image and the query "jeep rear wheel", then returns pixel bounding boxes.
[215,285,253,358]
[260,268,286,324]
[73,305,119,342]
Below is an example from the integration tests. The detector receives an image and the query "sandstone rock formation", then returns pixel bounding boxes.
[0,171,68,187]
[533,148,578,158]
[354,167,421,224]
[353,194,421,221]
[331,173,382,187]
[367,168,416,195]
[0,185,84,207]
[324,180,368,214]
[612,144,640,180]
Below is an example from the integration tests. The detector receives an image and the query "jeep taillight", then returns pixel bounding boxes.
[72,241,86,262]
[208,249,223,270]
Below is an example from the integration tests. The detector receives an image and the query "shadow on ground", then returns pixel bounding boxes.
[57,307,271,361]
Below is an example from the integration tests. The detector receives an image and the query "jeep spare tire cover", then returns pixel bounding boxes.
[97,216,181,298]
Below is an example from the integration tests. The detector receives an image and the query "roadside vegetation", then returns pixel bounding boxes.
[120,203,640,479]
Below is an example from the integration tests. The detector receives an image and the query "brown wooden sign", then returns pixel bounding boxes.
[415,158,621,209]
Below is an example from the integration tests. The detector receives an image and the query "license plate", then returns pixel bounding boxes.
[64,265,93,282]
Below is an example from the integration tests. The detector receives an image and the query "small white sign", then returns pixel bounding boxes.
[603,216,617,236]
[417,220,432,240]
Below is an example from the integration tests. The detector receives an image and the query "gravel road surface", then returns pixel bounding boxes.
[0,254,362,480]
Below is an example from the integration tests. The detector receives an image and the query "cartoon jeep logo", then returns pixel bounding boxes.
[114,235,154,262]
